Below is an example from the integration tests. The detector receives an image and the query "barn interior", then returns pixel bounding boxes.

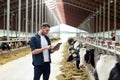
[0,0,120,80]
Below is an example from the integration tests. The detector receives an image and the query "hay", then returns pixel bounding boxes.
[56,43,89,80]
[0,48,30,65]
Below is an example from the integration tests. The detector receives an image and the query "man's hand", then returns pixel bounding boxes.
[50,46,60,53]
[54,46,60,51]
[44,45,52,50]
[32,45,53,54]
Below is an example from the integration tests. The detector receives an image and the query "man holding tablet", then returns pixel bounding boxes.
[29,23,61,80]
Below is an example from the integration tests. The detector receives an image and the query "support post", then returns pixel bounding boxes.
[108,0,110,38]
[18,0,21,37]
[7,0,10,41]
[36,0,38,32]
[31,0,34,34]
[103,1,105,37]
[114,0,117,36]
[26,0,28,41]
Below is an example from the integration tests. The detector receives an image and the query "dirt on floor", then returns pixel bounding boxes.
[56,43,89,80]
[0,47,31,65]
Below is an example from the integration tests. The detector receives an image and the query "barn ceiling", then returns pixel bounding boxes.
[0,0,120,33]
[56,0,120,33]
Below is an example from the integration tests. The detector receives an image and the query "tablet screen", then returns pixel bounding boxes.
[52,43,62,50]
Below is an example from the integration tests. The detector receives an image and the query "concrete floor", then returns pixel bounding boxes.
[0,41,65,80]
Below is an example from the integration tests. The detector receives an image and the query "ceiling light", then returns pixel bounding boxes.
[110,0,114,3]
[45,0,56,9]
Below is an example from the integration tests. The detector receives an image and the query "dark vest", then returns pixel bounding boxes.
[30,33,51,66]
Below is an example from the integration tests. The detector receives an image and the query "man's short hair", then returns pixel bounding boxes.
[41,23,50,28]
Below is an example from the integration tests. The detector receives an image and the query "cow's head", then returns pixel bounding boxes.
[94,53,120,80]
[79,48,87,67]
[67,51,79,62]
[68,38,74,45]
[79,48,95,68]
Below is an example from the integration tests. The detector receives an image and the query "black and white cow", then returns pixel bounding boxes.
[78,43,120,80]
[67,40,81,69]
[0,42,11,53]
[94,53,120,80]
[67,48,80,69]
[0,42,11,52]
[79,48,95,68]
[68,38,75,45]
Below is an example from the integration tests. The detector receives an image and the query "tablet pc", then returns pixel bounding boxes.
[52,43,62,50]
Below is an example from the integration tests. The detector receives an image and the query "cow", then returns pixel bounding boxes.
[67,48,80,69]
[94,53,120,80]
[79,48,95,68]
[68,38,74,45]
[0,42,11,52]
[67,40,81,69]
[21,41,27,46]
[68,40,80,51]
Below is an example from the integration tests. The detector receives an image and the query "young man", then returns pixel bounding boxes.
[29,23,59,80]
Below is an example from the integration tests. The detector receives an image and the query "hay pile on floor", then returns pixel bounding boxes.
[0,48,30,65]
[56,43,89,80]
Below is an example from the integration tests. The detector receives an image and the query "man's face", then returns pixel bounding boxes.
[41,27,50,35]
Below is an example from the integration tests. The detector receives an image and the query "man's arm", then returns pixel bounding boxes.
[32,46,51,54]
[30,37,52,54]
